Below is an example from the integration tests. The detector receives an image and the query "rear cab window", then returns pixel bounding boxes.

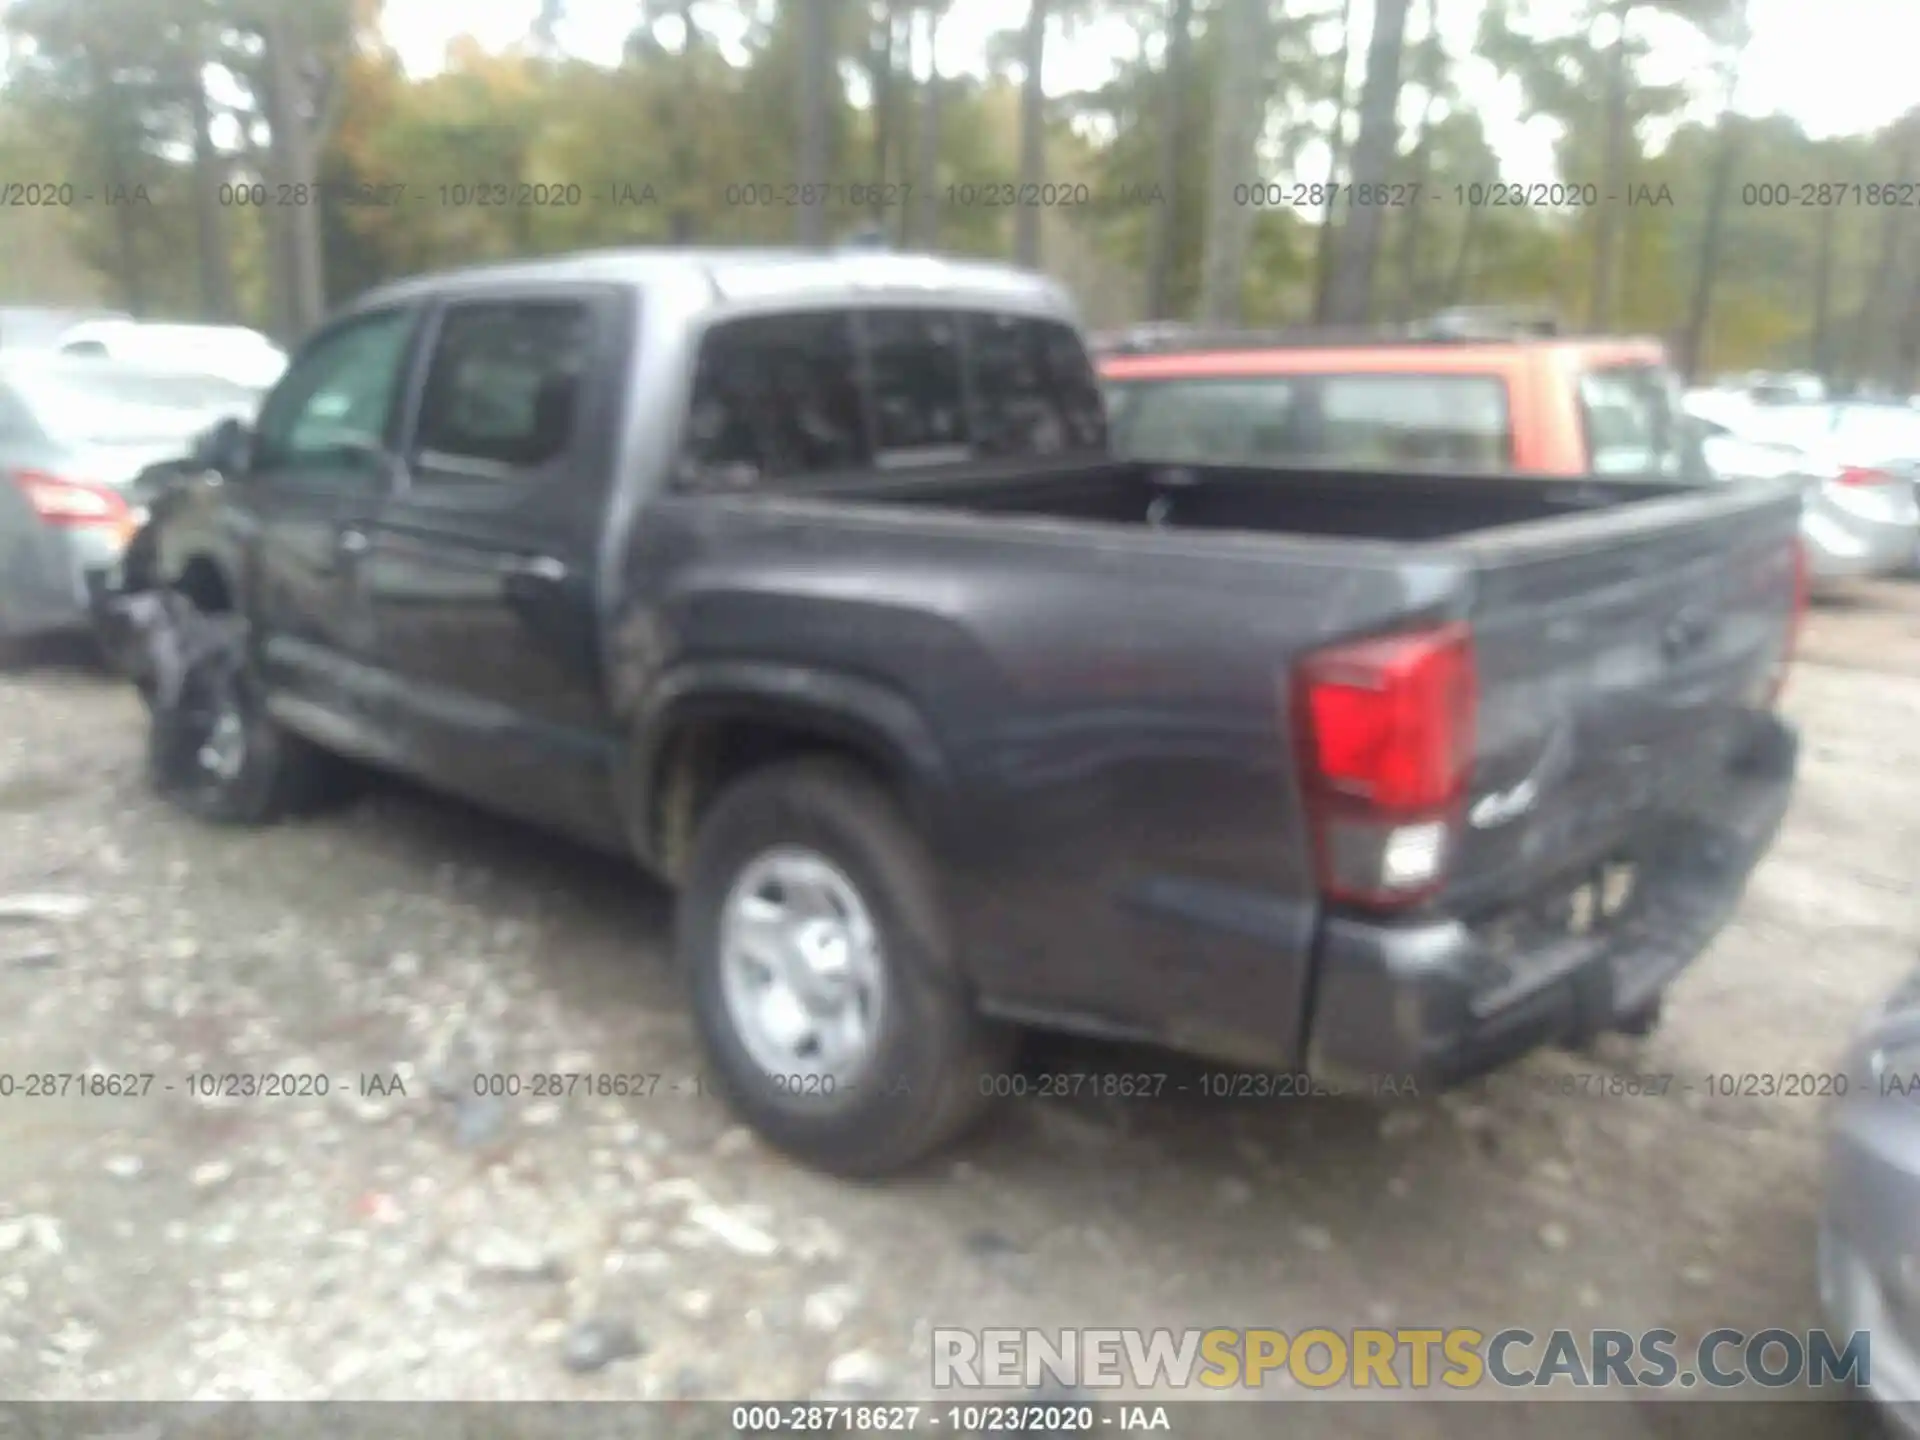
[1107,372,1513,473]
[677,306,1105,490]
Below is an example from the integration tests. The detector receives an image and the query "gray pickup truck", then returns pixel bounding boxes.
[99,248,1806,1176]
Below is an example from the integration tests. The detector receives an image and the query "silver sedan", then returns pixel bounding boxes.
[1822,969,1920,1434]
[0,356,259,643]
[1686,393,1920,584]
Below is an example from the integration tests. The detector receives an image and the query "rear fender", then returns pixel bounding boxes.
[621,660,951,874]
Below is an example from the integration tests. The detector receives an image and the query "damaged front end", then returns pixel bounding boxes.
[86,470,211,702]
[95,578,245,719]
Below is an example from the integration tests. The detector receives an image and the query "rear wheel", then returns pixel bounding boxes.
[146,604,339,824]
[677,758,1014,1177]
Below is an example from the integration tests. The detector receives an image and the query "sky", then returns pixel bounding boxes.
[379,0,1916,184]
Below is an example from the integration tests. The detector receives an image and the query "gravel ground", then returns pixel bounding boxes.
[1,580,1917,1436]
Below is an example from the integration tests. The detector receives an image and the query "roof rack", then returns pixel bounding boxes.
[1092,308,1568,356]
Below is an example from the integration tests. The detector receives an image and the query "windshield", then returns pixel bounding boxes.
[9,367,260,444]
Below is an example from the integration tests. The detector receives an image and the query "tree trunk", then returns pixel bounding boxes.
[1145,0,1194,319]
[1311,0,1356,322]
[186,51,237,321]
[1678,128,1741,382]
[1392,0,1442,320]
[1320,0,1413,325]
[90,59,147,315]
[869,1,895,221]
[259,11,325,337]
[1896,259,1920,396]
[1588,0,1633,331]
[892,6,915,246]
[912,7,943,247]
[795,0,835,246]
[1851,130,1918,387]
[1810,200,1839,378]
[1014,0,1048,269]
[668,0,700,242]
[1441,171,1485,305]
[1678,16,1746,383]
[1196,0,1268,323]
[1392,0,1441,322]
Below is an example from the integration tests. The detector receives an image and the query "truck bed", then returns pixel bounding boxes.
[807,459,1693,544]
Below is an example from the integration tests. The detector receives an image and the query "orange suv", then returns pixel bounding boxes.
[1095,314,1706,480]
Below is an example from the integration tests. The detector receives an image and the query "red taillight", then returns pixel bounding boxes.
[1291,622,1478,910]
[1765,536,1809,707]
[1836,466,1893,488]
[13,469,133,532]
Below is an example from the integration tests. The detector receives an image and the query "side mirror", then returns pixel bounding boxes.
[193,417,253,478]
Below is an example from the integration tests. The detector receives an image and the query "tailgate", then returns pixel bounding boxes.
[1443,481,1801,914]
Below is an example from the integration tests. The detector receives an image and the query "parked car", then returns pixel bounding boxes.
[0,306,133,351]
[1098,326,1710,481]
[1684,393,1920,582]
[0,355,258,644]
[1821,967,1920,1434]
[99,248,1804,1177]
[52,318,288,393]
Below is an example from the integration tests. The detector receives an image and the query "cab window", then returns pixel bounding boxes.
[1108,373,1512,472]
[1578,363,1708,481]
[678,312,871,489]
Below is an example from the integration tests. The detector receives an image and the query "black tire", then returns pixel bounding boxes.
[146,606,338,824]
[1613,995,1664,1039]
[677,758,1015,1177]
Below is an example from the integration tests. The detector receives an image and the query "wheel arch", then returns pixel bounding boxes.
[623,661,953,884]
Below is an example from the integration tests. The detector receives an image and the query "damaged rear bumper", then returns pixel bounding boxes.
[1304,710,1799,1090]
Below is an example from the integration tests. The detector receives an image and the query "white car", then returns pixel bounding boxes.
[1685,391,1920,583]
[53,319,287,394]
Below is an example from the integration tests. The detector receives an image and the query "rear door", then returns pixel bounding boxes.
[358,286,632,842]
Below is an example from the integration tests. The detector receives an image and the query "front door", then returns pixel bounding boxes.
[242,305,422,744]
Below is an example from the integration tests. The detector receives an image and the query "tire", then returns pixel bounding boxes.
[1613,995,1664,1039]
[146,605,338,824]
[677,758,1015,1177]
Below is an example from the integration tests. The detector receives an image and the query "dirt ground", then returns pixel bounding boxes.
[2,579,1918,1437]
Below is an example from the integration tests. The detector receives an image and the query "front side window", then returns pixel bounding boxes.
[254,308,416,477]
[414,301,592,471]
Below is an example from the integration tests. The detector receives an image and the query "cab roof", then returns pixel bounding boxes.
[352,247,1078,323]
[1099,335,1671,380]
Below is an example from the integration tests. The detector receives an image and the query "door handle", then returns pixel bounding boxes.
[504,555,568,584]
[337,527,370,557]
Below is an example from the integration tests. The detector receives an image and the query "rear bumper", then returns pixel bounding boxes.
[1304,711,1798,1089]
